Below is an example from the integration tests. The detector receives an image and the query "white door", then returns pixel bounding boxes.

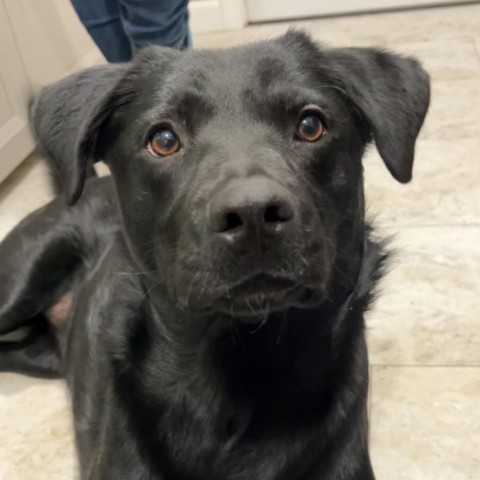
[190,0,246,32]
[246,0,476,22]
[0,1,34,183]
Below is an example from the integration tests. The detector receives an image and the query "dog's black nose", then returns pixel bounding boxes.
[209,178,295,249]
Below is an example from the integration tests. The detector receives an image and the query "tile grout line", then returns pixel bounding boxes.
[368,365,374,447]
[473,37,480,70]
[371,364,480,368]
[374,223,480,229]
[368,366,373,418]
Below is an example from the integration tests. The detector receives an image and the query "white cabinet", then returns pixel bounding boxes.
[3,0,100,92]
[0,2,34,183]
[0,0,245,184]
[0,0,100,183]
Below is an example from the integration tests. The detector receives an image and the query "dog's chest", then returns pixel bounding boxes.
[156,401,323,480]
[140,342,332,479]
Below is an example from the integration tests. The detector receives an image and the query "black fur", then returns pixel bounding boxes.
[0,32,429,479]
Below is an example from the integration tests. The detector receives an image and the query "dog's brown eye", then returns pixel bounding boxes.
[296,113,325,142]
[147,129,181,157]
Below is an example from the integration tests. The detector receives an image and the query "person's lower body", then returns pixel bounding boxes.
[70,0,191,63]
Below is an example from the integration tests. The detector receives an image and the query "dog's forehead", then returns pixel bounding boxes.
[179,44,301,89]
[120,36,347,133]
[138,40,315,111]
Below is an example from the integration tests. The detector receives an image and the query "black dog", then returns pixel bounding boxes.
[0,32,429,479]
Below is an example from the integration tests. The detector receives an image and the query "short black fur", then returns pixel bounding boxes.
[0,32,429,479]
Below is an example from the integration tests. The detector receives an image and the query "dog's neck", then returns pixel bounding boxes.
[109,231,384,478]
[133,228,384,404]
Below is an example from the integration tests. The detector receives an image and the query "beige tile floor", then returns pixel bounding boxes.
[1,3,479,479]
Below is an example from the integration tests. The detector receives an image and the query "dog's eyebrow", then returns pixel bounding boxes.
[244,85,330,122]
[140,88,216,133]
[264,86,324,107]
[174,90,215,119]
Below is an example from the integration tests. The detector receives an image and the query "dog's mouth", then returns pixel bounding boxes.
[214,273,322,317]
[228,274,297,296]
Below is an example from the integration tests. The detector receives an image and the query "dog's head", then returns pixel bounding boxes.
[32,32,429,317]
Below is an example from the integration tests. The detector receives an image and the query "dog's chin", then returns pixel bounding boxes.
[199,274,326,319]
[215,287,324,319]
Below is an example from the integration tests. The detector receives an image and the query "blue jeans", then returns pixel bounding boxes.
[71,0,191,62]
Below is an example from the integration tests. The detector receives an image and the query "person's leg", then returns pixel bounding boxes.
[70,0,133,62]
[119,0,191,52]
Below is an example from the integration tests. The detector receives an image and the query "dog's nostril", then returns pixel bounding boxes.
[264,204,292,224]
[264,205,280,223]
[223,212,243,232]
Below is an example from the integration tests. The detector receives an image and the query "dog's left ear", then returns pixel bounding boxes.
[31,63,130,204]
[325,47,430,183]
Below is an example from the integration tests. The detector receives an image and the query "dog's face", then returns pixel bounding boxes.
[104,39,367,315]
[33,32,429,317]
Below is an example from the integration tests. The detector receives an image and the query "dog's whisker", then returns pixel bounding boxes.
[113,270,160,276]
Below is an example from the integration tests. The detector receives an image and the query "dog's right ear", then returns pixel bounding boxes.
[31,63,130,205]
